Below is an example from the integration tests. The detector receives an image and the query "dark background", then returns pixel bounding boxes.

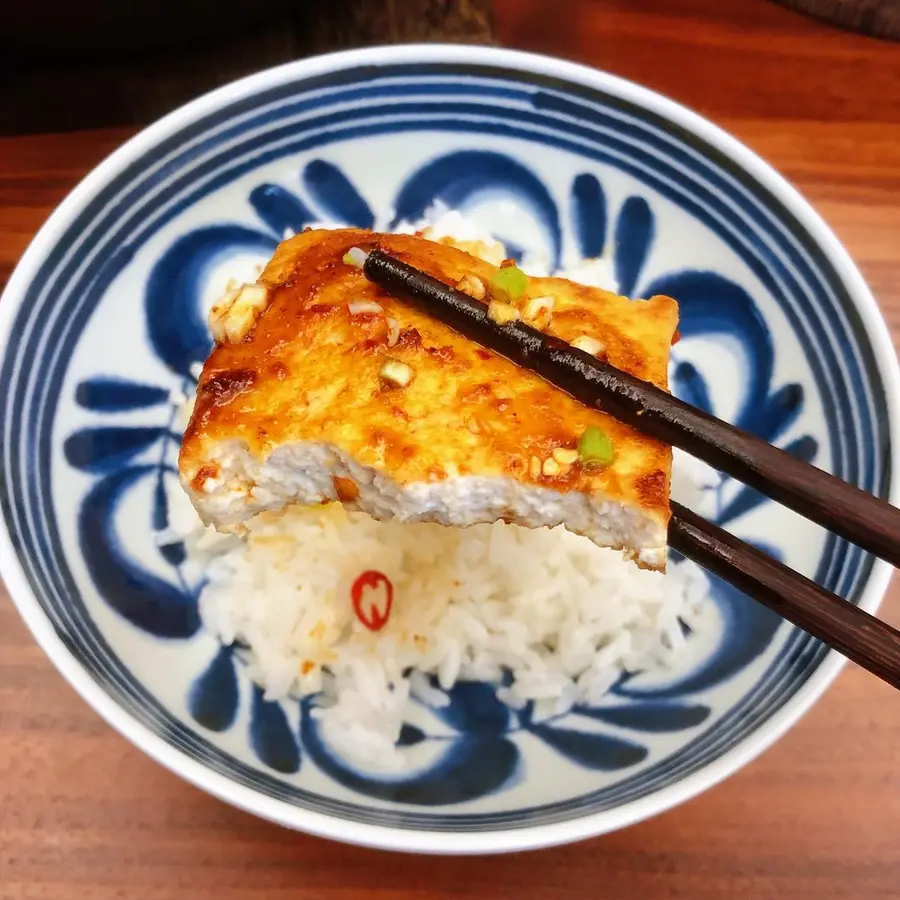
[4,0,899,134]
[1,0,495,134]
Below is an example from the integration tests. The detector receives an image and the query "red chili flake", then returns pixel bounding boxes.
[351,570,394,631]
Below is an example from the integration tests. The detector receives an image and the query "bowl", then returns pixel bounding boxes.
[1,45,897,854]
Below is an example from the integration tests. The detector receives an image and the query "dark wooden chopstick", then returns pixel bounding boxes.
[670,502,900,691]
[363,248,900,568]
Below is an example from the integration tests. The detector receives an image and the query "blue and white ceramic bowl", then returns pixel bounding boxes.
[1,46,897,853]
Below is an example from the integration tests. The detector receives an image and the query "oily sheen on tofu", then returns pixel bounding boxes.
[178,229,679,570]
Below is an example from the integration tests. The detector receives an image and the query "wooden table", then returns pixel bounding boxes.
[2,1,899,896]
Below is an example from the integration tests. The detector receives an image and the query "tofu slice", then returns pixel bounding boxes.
[178,229,679,570]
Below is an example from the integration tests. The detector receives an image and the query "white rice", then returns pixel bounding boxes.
[197,505,706,771]
[179,209,711,772]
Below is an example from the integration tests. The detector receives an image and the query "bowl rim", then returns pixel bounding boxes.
[1,43,898,855]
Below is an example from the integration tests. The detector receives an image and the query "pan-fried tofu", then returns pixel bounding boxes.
[179,229,679,569]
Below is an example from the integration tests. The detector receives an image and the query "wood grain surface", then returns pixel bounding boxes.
[2,1,900,896]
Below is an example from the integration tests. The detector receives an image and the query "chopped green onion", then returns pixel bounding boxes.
[379,357,414,388]
[542,457,562,477]
[489,264,528,304]
[552,447,579,465]
[348,299,384,316]
[456,273,486,300]
[524,295,555,325]
[386,317,400,347]
[343,247,368,268]
[571,335,605,357]
[487,299,521,326]
[578,426,614,465]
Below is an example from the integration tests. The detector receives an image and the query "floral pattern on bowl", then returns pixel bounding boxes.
[0,47,892,851]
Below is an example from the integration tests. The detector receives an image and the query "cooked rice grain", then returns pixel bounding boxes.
[198,503,706,771]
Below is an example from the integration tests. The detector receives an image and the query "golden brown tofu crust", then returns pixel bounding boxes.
[180,229,678,534]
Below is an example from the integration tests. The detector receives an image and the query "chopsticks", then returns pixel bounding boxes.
[362,247,900,690]
[670,502,900,690]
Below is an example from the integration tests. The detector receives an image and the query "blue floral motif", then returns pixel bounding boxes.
[301,683,521,805]
[390,150,562,266]
[189,645,239,731]
[66,151,816,803]
[250,686,301,774]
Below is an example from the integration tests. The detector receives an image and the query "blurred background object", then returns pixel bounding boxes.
[771,0,900,39]
[4,0,898,135]
[2,0,496,133]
